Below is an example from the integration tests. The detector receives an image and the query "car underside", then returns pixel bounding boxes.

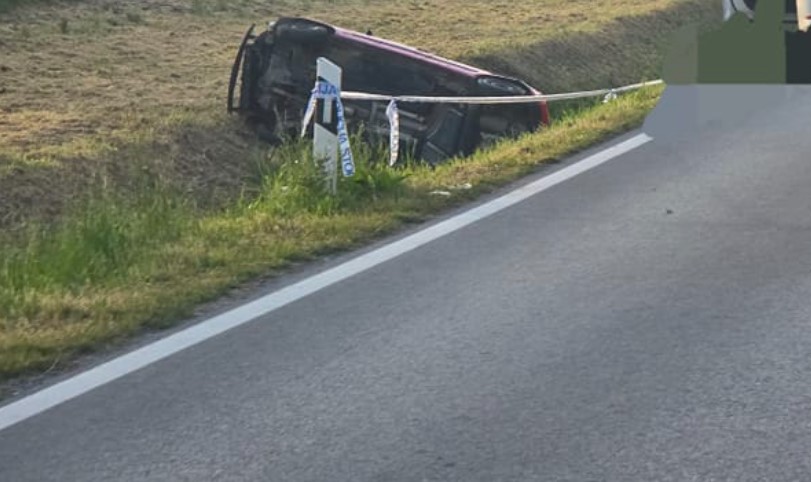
[228,18,550,165]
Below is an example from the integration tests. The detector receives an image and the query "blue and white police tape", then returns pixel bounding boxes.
[340,79,664,105]
[301,79,356,177]
[603,89,618,103]
[342,79,663,166]
[385,100,400,167]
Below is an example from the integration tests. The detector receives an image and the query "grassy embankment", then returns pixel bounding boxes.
[0,0,720,383]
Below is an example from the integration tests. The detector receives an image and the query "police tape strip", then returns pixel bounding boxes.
[302,79,356,177]
[340,79,664,105]
[304,78,664,174]
[385,100,399,167]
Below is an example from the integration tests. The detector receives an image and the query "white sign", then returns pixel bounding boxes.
[301,58,355,194]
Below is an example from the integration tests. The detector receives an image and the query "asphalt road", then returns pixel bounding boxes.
[3,86,811,481]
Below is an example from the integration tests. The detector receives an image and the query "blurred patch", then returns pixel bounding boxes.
[650,0,811,141]
[663,0,811,84]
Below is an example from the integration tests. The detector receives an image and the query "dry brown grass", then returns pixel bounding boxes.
[0,0,719,227]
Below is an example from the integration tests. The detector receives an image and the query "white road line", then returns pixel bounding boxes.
[0,133,653,432]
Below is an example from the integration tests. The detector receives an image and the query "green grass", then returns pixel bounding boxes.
[0,85,663,381]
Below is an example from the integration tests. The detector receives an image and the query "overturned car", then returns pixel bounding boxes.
[228,17,551,165]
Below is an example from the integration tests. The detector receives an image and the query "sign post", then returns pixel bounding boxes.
[314,58,342,194]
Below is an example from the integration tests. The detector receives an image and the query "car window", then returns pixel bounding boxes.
[264,41,315,89]
[325,43,427,90]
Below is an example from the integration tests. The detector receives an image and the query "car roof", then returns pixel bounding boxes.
[274,17,495,79]
[272,17,540,93]
[332,25,491,78]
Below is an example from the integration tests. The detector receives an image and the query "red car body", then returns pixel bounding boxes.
[229,17,551,164]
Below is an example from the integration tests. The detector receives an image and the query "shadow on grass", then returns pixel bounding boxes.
[466,0,720,95]
[0,113,267,231]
